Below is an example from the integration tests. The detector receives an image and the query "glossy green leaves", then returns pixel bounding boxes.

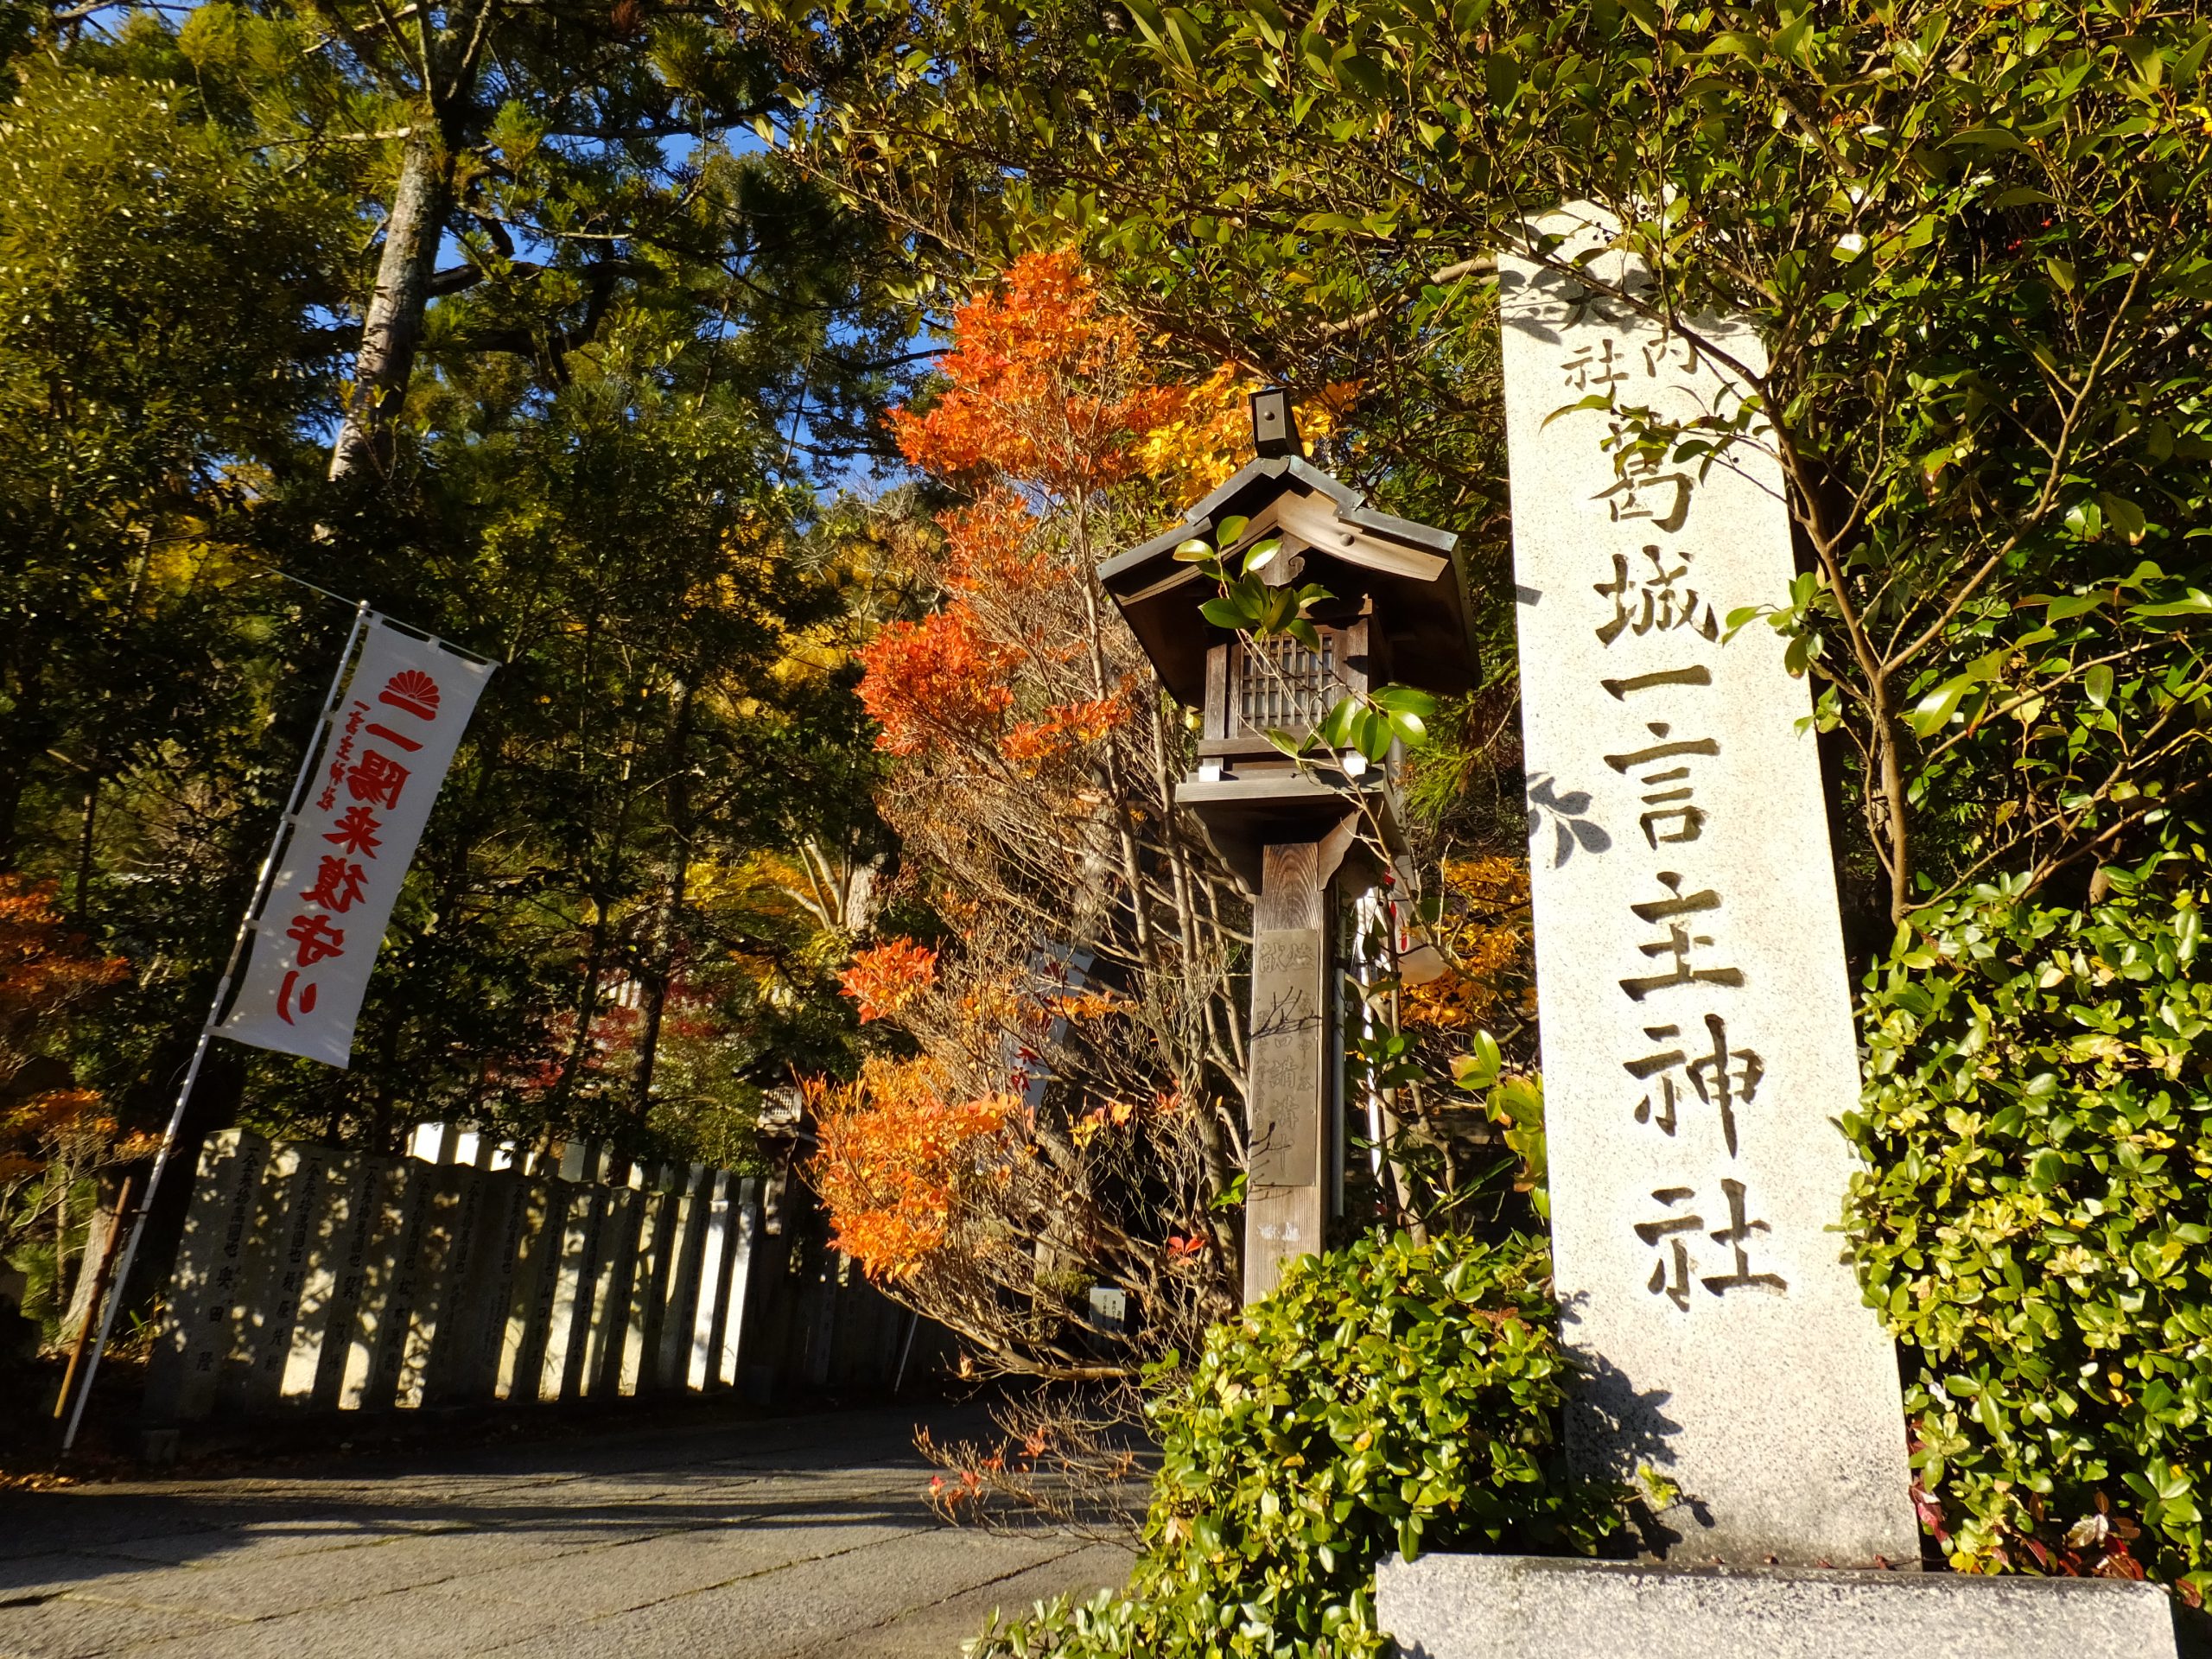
[1844,874,2212,1597]
[969,1232,1623,1657]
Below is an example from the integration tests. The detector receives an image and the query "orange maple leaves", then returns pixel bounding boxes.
[808,1057,1019,1281]
[1000,696,1128,764]
[822,250,1253,1294]
[837,937,939,1023]
[938,488,1051,595]
[889,251,1190,495]
[855,251,1249,765]
[855,603,1017,757]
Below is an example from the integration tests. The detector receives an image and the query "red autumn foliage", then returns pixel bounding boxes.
[938,488,1050,596]
[999,696,1130,765]
[808,1057,1019,1281]
[815,249,1251,1408]
[0,875,129,1185]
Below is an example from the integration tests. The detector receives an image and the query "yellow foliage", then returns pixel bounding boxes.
[1131,370,1361,510]
[1402,855,1535,1033]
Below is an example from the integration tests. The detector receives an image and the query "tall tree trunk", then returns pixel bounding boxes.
[627,859,687,1123]
[550,896,615,1109]
[327,133,450,482]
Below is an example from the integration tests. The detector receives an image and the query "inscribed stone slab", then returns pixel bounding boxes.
[148,1128,269,1423]
[241,1141,333,1411]
[394,1163,470,1408]
[338,1157,420,1409]
[294,1154,372,1407]
[432,1166,518,1402]
[1500,204,1916,1565]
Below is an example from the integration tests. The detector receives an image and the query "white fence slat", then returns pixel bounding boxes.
[496,1177,558,1402]
[338,1159,422,1410]
[715,1178,759,1389]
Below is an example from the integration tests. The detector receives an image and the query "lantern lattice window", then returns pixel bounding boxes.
[1233,635,1337,734]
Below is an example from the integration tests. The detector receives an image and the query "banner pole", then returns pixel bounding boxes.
[62,600,373,1453]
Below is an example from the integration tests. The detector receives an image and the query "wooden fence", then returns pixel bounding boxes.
[143,1125,925,1424]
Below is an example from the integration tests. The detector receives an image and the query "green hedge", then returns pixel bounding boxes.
[969,1230,1619,1658]
[1843,872,2212,1599]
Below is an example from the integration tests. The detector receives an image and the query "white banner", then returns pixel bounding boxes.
[222,619,494,1067]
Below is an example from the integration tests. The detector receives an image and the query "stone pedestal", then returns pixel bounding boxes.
[1377,1556,2179,1659]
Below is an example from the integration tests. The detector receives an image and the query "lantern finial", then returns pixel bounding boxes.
[1249,387,1302,460]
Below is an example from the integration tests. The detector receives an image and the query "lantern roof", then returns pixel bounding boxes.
[1099,435,1478,707]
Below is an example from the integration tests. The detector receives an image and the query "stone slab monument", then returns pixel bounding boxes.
[1379,205,2178,1655]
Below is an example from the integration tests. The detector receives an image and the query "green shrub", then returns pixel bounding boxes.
[969,1230,1621,1657]
[1843,871,2212,1599]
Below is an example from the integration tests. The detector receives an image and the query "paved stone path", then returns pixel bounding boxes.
[0,1408,1133,1659]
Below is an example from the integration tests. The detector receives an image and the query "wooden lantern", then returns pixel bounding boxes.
[1099,391,1479,1301]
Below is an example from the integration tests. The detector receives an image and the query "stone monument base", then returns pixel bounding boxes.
[1377,1554,2179,1659]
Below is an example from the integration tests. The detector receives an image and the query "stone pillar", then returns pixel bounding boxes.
[1494,207,1916,1567]
[1380,196,2179,1659]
